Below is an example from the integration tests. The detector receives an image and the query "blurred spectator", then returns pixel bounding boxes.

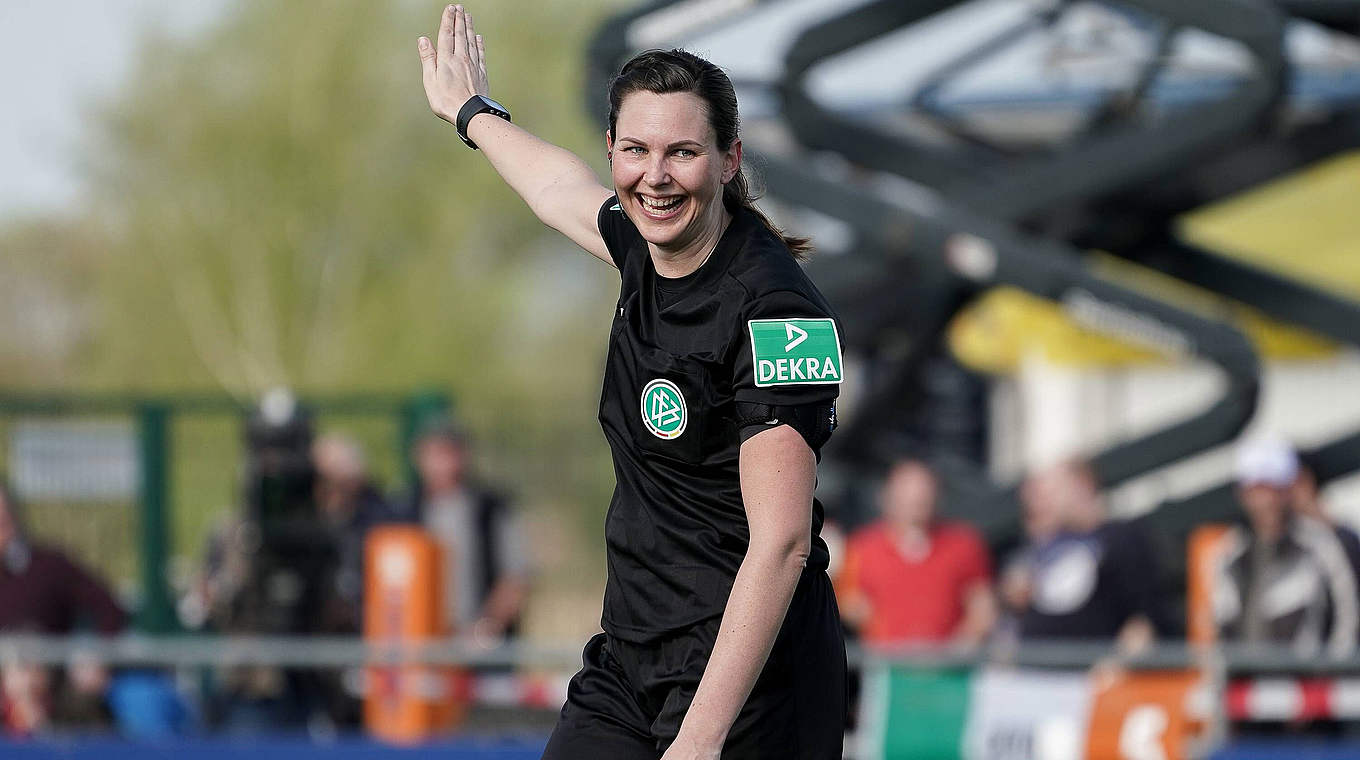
[392,419,529,644]
[1292,451,1360,585]
[1213,437,1358,657]
[309,433,393,730]
[835,459,996,646]
[998,461,1070,626]
[1014,459,1164,650]
[311,433,392,634]
[0,482,126,736]
[184,394,357,732]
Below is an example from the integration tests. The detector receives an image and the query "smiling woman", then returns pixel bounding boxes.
[418,7,845,759]
[608,88,734,276]
[604,51,811,270]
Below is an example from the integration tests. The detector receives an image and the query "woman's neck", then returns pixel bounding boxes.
[650,207,732,279]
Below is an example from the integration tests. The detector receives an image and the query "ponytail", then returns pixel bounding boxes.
[723,166,812,261]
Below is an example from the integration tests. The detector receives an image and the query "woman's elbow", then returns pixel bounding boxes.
[751,529,811,571]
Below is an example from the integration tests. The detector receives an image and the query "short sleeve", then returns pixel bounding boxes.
[596,194,643,271]
[732,289,843,406]
[955,526,993,589]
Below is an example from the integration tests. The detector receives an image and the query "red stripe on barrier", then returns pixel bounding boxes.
[521,680,552,709]
[1227,680,1252,720]
[1227,678,1360,721]
[1299,678,1331,720]
[449,670,474,702]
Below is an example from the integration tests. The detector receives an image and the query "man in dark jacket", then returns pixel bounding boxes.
[1214,437,1358,657]
[311,433,393,634]
[391,419,529,643]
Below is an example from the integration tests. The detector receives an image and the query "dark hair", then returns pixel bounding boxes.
[607,49,812,260]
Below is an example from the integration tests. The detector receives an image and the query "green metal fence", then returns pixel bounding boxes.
[0,389,451,633]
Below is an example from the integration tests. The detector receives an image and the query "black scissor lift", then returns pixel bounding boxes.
[588,0,1360,597]
[776,0,1360,541]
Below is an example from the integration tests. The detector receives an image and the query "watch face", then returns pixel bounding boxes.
[482,96,505,112]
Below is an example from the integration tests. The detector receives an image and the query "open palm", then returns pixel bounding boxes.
[418,4,489,124]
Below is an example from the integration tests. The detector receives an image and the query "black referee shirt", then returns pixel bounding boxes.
[595,195,844,643]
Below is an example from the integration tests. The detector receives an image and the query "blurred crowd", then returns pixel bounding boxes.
[0,404,530,738]
[830,437,1360,663]
[3,413,1359,740]
[831,456,1164,655]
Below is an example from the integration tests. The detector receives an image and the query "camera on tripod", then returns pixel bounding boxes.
[227,389,337,635]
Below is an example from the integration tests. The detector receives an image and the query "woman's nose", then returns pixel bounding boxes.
[643,156,671,187]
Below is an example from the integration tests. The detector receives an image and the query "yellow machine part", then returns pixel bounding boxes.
[950,151,1360,373]
[1181,150,1360,300]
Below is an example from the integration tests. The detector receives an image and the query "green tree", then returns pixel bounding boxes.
[2,0,627,615]
[83,0,619,398]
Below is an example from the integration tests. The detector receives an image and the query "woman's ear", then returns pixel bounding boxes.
[606,129,614,164]
[723,138,743,184]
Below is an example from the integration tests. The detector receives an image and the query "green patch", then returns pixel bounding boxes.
[640,379,687,439]
[748,318,843,387]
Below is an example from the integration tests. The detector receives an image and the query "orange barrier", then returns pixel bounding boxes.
[1187,524,1231,645]
[1085,669,1210,760]
[363,525,466,743]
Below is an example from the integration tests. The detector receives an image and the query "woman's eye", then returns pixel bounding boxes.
[623,146,645,155]
[674,149,695,158]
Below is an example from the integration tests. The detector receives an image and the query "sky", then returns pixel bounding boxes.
[0,1,224,221]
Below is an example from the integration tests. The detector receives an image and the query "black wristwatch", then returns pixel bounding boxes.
[455,95,511,150]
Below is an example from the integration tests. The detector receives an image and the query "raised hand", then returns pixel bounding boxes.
[418,4,490,124]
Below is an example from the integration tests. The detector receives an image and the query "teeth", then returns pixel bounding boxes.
[641,195,682,213]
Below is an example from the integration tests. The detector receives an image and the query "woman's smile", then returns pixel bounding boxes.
[637,193,686,219]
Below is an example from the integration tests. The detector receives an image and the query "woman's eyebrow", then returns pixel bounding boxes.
[613,137,706,149]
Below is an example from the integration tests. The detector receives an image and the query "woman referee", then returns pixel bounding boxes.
[419,6,846,758]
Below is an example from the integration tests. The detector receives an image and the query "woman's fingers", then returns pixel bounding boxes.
[465,13,479,65]
[452,5,467,59]
[477,36,487,89]
[465,14,479,68]
[417,36,437,91]
[420,4,487,121]
[437,4,458,64]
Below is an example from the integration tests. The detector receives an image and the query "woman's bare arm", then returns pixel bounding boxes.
[661,425,816,759]
[418,5,614,265]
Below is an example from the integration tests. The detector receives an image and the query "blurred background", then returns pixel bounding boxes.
[2,0,1360,758]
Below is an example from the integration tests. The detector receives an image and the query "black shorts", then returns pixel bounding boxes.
[541,569,846,760]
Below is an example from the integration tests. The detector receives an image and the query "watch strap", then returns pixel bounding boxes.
[456,95,511,150]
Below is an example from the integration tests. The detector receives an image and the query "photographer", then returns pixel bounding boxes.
[185,391,347,732]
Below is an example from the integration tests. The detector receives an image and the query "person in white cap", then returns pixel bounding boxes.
[1211,437,1359,657]
[1292,451,1360,576]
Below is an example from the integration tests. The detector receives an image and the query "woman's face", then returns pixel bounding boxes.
[608,90,740,254]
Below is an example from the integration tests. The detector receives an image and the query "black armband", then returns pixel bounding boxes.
[735,401,838,453]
